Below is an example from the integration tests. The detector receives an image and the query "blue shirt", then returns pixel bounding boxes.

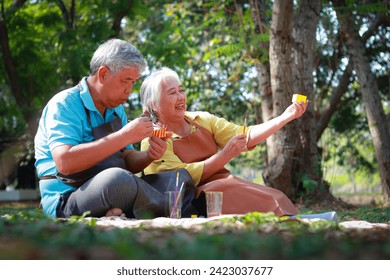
[34,77,133,217]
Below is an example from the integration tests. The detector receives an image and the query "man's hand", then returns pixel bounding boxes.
[122,116,154,143]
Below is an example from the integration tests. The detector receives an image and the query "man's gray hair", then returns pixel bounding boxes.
[90,38,147,75]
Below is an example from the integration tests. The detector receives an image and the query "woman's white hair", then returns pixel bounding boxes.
[140,67,180,122]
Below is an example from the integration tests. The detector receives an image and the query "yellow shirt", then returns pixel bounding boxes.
[141,111,249,186]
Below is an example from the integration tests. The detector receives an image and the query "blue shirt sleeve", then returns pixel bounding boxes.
[46,94,92,151]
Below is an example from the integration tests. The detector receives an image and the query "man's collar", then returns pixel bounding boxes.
[78,77,98,113]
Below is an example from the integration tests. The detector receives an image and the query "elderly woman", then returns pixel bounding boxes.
[140,67,308,217]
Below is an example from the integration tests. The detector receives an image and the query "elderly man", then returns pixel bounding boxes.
[34,39,193,219]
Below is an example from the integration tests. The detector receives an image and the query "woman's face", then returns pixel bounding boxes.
[156,78,186,123]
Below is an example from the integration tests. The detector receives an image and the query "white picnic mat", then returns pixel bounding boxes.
[339,220,390,229]
[89,215,238,230]
[89,215,390,230]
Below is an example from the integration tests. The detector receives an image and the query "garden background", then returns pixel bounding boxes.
[0,0,389,260]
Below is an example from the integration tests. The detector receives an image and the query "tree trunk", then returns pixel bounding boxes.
[263,0,296,197]
[334,0,390,204]
[0,5,24,106]
[248,1,278,191]
[290,0,322,189]
[263,0,322,199]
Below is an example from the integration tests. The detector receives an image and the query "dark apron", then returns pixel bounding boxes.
[141,169,199,217]
[56,110,125,187]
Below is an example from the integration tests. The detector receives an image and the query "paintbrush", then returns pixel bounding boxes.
[243,112,248,134]
[170,181,185,218]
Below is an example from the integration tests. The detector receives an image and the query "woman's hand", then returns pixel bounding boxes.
[281,101,308,122]
[220,134,247,160]
[146,134,172,160]
[201,133,247,182]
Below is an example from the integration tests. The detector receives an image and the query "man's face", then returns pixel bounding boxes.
[102,67,140,108]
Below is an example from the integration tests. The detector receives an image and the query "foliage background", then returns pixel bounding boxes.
[0,0,388,203]
[0,0,389,262]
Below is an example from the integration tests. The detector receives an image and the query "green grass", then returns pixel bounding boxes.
[295,206,390,223]
[1,205,389,260]
[337,206,390,223]
[0,203,38,216]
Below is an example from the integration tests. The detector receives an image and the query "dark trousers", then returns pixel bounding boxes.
[56,168,199,219]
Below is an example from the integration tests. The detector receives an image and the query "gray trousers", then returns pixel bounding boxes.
[56,167,197,219]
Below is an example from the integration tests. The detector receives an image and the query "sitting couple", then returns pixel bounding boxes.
[35,39,335,222]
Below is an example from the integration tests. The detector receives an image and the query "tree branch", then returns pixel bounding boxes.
[315,7,387,141]
[111,0,133,38]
